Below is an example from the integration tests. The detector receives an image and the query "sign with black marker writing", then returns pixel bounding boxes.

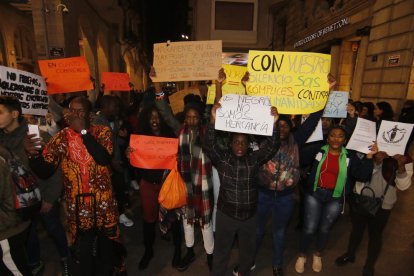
[215,94,274,136]
[0,66,48,116]
[246,51,331,114]
[152,40,222,82]
[323,91,348,118]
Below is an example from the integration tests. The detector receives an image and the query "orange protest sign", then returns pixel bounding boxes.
[101,72,130,91]
[38,56,94,94]
[129,135,178,169]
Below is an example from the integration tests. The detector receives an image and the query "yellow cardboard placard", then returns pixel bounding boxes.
[246,51,331,114]
[206,64,247,104]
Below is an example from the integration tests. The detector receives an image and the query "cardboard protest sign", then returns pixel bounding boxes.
[215,94,274,136]
[246,51,331,114]
[0,66,48,116]
[206,64,247,104]
[377,120,414,156]
[152,40,222,82]
[168,87,201,114]
[101,72,130,91]
[129,135,178,169]
[323,91,348,118]
[38,56,93,94]
[346,118,377,154]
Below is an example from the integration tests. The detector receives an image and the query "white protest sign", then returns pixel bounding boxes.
[215,94,274,136]
[306,119,323,143]
[346,118,377,154]
[323,91,348,118]
[152,40,222,82]
[0,66,48,116]
[377,120,414,156]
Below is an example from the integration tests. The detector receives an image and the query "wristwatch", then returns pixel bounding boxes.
[80,129,87,135]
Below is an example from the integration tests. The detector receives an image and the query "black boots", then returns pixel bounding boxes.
[177,247,195,271]
[139,222,155,270]
[207,253,213,271]
[171,220,182,268]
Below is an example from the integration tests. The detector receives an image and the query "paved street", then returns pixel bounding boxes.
[40,185,414,276]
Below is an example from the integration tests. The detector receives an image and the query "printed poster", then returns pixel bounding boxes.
[377,120,414,156]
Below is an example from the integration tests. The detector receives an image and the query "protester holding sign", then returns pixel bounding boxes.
[249,74,336,276]
[127,103,182,270]
[24,96,127,275]
[206,102,280,276]
[295,125,377,274]
[150,67,224,272]
[335,153,412,276]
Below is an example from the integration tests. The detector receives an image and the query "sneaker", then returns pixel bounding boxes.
[312,255,322,272]
[31,261,44,276]
[232,263,256,276]
[295,256,306,273]
[119,213,134,227]
[61,258,70,276]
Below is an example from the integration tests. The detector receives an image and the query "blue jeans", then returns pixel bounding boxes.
[256,190,295,268]
[299,188,343,254]
[27,202,69,265]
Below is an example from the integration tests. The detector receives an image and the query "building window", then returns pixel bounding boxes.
[211,0,258,44]
[215,2,254,31]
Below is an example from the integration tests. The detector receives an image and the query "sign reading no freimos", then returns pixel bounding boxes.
[247,51,331,115]
[0,66,48,116]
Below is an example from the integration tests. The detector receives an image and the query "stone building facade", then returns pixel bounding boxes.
[191,0,414,113]
[0,0,145,102]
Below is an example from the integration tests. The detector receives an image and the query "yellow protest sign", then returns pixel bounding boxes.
[246,51,331,114]
[168,87,201,114]
[152,40,222,82]
[206,64,247,104]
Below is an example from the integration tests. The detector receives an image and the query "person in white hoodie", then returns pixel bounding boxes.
[335,152,412,276]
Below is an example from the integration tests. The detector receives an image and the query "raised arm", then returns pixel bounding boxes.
[214,68,226,104]
[150,66,181,135]
[204,103,226,164]
[252,106,281,164]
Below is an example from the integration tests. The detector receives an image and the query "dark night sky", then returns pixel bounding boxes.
[142,0,189,61]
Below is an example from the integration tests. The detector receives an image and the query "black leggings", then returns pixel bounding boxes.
[346,208,391,269]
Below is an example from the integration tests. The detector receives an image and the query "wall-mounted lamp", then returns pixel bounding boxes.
[56,4,69,13]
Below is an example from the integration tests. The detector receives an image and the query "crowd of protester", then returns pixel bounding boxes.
[0,68,413,276]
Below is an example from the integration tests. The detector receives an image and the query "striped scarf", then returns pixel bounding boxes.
[179,126,213,226]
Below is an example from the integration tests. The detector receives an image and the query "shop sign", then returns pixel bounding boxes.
[49,47,65,58]
[388,55,400,67]
[294,17,351,48]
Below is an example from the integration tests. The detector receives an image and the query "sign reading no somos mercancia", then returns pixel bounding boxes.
[0,66,48,116]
